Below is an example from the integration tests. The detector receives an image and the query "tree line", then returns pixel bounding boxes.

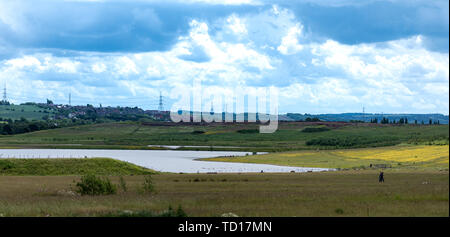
[0,117,96,135]
[370,117,440,125]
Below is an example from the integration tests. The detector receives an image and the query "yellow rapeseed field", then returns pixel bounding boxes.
[332,145,449,164]
[204,145,449,169]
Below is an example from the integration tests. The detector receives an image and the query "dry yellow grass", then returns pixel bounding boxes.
[332,145,449,164]
[0,172,448,217]
[203,145,449,169]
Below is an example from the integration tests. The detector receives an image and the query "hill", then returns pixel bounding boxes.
[0,158,155,176]
[0,121,447,152]
[0,104,56,121]
[285,113,449,124]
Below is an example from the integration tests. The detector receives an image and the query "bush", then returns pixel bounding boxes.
[237,129,259,134]
[142,175,155,193]
[301,126,331,133]
[306,136,400,148]
[0,160,15,171]
[104,205,188,217]
[75,174,117,195]
[191,130,205,134]
[305,117,320,122]
[119,176,127,192]
[335,208,344,214]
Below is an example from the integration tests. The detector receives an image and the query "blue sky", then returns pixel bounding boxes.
[0,0,448,114]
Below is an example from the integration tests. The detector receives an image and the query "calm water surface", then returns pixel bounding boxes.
[0,149,331,173]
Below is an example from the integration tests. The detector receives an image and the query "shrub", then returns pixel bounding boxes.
[306,136,400,148]
[335,208,344,214]
[305,117,320,122]
[75,174,117,195]
[142,175,155,193]
[0,160,15,171]
[174,205,188,217]
[104,205,188,217]
[191,130,205,134]
[119,176,127,192]
[301,126,331,133]
[237,129,258,134]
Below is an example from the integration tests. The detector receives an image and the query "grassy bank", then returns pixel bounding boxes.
[0,158,156,176]
[201,145,449,170]
[0,104,56,121]
[0,171,447,217]
[0,121,447,152]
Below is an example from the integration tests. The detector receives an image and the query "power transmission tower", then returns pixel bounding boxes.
[2,82,7,102]
[69,93,71,106]
[158,91,164,111]
[362,105,365,122]
[210,101,214,114]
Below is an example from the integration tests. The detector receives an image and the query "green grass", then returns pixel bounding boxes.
[201,145,449,170]
[0,158,156,176]
[0,171,447,216]
[0,104,56,120]
[0,121,447,152]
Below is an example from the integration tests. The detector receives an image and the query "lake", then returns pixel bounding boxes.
[0,149,331,173]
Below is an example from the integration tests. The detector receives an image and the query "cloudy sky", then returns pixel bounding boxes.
[0,0,448,114]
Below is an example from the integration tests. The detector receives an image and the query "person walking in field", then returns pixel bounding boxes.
[379,171,384,183]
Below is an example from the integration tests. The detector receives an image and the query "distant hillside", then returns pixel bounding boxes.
[1,103,448,125]
[0,104,56,121]
[284,113,449,124]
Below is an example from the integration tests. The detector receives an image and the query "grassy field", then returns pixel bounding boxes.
[0,158,156,176]
[0,121,448,151]
[0,171,447,217]
[202,145,450,170]
[0,104,56,120]
[0,122,448,217]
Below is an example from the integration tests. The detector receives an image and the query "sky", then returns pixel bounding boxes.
[0,0,448,114]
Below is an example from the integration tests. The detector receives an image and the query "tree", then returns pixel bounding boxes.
[2,124,13,134]
[46,99,53,105]
[28,123,39,132]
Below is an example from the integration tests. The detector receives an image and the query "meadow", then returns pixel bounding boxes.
[0,170,447,217]
[0,121,447,152]
[202,145,449,170]
[0,121,448,217]
[0,158,155,176]
[0,104,55,121]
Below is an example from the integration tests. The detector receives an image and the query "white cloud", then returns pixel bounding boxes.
[92,63,106,73]
[0,6,448,114]
[5,56,42,69]
[114,56,139,75]
[146,66,161,77]
[308,35,449,113]
[277,24,304,55]
[313,36,449,83]
[226,14,247,35]
[55,60,80,73]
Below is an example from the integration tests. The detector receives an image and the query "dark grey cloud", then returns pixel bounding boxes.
[283,0,449,52]
[0,1,259,54]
